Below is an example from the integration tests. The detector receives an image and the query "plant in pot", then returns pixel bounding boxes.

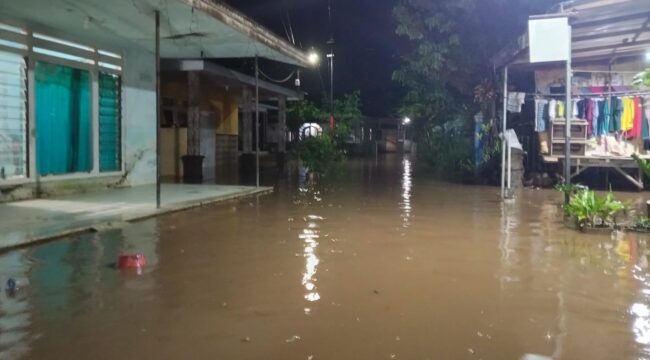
[564,189,627,230]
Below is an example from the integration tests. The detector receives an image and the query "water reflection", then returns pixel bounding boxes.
[0,249,32,360]
[300,215,323,304]
[0,220,161,359]
[400,157,412,227]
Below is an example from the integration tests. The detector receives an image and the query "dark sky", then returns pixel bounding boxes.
[226,0,404,117]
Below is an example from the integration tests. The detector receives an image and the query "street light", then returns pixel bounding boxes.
[401,117,411,152]
[307,51,320,66]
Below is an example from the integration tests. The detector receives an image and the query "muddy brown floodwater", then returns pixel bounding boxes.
[2,155,650,359]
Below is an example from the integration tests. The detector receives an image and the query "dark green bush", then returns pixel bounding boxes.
[295,136,344,175]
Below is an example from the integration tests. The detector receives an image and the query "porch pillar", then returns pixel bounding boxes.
[187,71,201,156]
[278,95,287,153]
[241,87,253,153]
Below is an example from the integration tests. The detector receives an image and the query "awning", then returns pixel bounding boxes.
[0,0,310,67]
[162,59,303,100]
[492,0,650,68]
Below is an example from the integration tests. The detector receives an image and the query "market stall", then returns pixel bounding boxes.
[493,0,650,192]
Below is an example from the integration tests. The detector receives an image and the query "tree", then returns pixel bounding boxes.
[287,91,363,142]
[392,0,559,125]
[331,91,363,142]
[392,0,560,181]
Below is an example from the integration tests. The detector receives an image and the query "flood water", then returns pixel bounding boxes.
[2,155,650,359]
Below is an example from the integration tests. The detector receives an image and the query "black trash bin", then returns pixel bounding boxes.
[181,155,204,184]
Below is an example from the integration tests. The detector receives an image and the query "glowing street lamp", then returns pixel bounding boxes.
[307,51,320,66]
[401,117,411,147]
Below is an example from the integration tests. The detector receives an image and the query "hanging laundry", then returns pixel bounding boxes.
[642,97,649,141]
[572,99,579,118]
[585,98,594,136]
[557,100,565,118]
[548,99,557,120]
[610,96,622,132]
[534,99,549,132]
[577,99,586,119]
[507,92,526,113]
[597,99,607,136]
[622,97,635,132]
[600,99,610,137]
[592,99,600,135]
[633,96,643,138]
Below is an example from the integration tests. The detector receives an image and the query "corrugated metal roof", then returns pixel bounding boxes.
[0,0,310,67]
[492,0,650,68]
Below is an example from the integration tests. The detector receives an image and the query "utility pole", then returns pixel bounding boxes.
[255,55,260,188]
[327,38,335,135]
[155,10,161,209]
[327,0,335,131]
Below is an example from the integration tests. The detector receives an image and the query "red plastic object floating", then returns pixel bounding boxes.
[117,254,147,269]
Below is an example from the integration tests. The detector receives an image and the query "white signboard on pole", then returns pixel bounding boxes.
[529,17,570,63]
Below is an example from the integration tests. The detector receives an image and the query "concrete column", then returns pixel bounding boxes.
[187,71,201,156]
[278,96,287,153]
[241,87,253,153]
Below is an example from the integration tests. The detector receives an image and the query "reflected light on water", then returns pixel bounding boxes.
[400,158,412,227]
[631,302,650,345]
[0,249,36,360]
[300,223,321,303]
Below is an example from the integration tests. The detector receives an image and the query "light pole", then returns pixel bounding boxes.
[402,117,411,153]
[327,37,335,127]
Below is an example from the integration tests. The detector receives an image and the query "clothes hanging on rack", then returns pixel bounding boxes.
[622,97,634,132]
[507,92,526,113]
[585,99,594,135]
[534,99,548,132]
[548,99,557,120]
[592,99,600,135]
[599,99,610,136]
[557,101,565,118]
[633,96,643,139]
[641,96,650,141]
[572,99,579,118]
[610,96,622,133]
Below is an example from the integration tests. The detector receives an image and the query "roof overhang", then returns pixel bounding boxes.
[0,0,310,67]
[492,0,650,68]
[162,59,303,100]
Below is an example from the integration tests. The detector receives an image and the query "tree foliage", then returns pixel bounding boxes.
[633,69,650,87]
[287,91,363,141]
[392,0,559,124]
[295,135,344,175]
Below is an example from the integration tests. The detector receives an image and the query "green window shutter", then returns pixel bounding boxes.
[0,50,27,179]
[98,72,120,172]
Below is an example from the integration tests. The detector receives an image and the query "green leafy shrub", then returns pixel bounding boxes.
[630,216,650,233]
[295,136,344,175]
[564,190,627,230]
[633,153,650,178]
[418,119,474,181]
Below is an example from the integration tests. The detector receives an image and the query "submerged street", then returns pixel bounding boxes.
[1,155,649,359]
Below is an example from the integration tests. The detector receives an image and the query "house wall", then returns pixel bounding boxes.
[121,47,157,186]
[0,39,157,202]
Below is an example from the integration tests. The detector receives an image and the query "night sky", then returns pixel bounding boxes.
[226,0,404,117]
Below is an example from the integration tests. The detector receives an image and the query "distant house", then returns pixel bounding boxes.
[0,0,309,201]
